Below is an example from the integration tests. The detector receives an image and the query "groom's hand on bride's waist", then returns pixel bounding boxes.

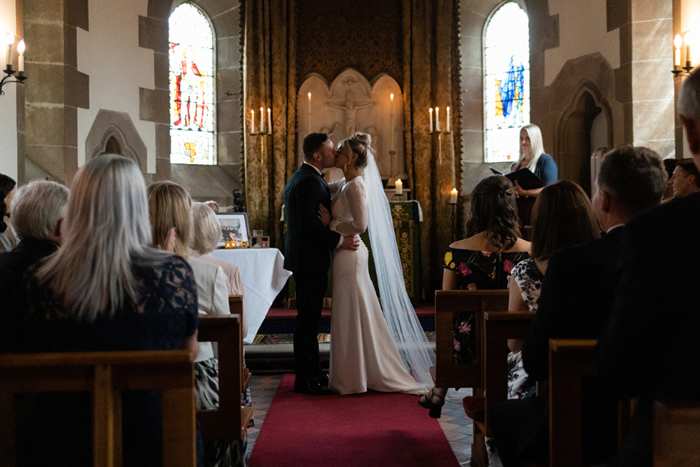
[340,235,361,251]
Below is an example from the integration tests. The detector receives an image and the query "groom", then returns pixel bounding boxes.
[284,133,360,395]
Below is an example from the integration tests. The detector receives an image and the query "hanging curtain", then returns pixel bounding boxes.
[243,0,296,246]
[403,0,459,293]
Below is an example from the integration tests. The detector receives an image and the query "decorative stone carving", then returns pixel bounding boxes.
[297,69,405,181]
[85,109,147,171]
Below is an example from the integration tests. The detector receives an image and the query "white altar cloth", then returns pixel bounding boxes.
[210,248,292,343]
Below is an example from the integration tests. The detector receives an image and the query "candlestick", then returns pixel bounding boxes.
[435,107,441,132]
[267,107,272,134]
[450,188,458,204]
[395,179,403,195]
[5,33,13,67]
[17,40,24,72]
[308,92,312,131]
[446,107,451,132]
[675,34,682,67]
[250,109,255,134]
[429,108,433,133]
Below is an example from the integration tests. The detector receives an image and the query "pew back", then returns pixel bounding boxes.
[434,290,509,388]
[654,400,700,467]
[0,350,196,467]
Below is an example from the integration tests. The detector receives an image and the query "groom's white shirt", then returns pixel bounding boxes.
[303,161,345,249]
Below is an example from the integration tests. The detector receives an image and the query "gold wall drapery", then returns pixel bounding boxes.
[243,0,297,246]
[403,0,459,294]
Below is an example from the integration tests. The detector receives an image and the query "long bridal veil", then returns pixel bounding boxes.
[364,153,435,386]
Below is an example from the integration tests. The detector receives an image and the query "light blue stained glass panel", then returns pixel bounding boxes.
[169,3,216,165]
[484,2,530,163]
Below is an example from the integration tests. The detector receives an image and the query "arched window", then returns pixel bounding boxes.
[169,3,216,165]
[483,2,530,163]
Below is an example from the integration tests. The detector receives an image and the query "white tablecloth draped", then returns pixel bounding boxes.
[210,248,292,344]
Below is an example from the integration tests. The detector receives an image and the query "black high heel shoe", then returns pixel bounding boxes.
[418,388,445,418]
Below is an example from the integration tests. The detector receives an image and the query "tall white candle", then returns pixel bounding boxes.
[260,107,264,133]
[675,34,682,66]
[17,40,24,72]
[446,107,451,132]
[450,188,458,204]
[395,179,403,195]
[5,33,13,68]
[267,107,272,134]
[250,109,255,134]
[390,93,395,152]
[686,32,693,64]
[429,108,433,133]
[435,107,441,132]
[308,92,312,131]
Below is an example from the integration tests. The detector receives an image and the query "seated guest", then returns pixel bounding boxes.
[0,180,69,349]
[190,201,248,336]
[669,158,700,198]
[662,158,679,200]
[599,68,700,467]
[20,154,199,466]
[419,175,531,417]
[205,199,220,213]
[0,173,18,253]
[491,146,667,466]
[507,180,600,400]
[148,182,237,467]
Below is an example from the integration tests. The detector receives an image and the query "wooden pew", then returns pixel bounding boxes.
[434,290,509,389]
[197,306,252,442]
[482,311,536,436]
[0,350,196,467]
[654,400,700,466]
[548,339,633,466]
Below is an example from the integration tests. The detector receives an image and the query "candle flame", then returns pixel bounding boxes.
[6,33,13,45]
[308,92,311,99]
[390,93,394,101]
[435,107,439,112]
[675,34,683,49]
[17,40,24,54]
[447,106,450,111]
[685,31,695,46]
[267,107,271,112]
[429,108,433,113]
[260,106,263,112]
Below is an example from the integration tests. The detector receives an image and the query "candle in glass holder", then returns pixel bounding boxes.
[429,108,433,132]
[435,107,441,132]
[450,188,458,204]
[395,179,403,195]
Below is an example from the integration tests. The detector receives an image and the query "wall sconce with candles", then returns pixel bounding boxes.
[248,105,272,164]
[427,105,452,165]
[673,32,695,77]
[1,33,27,95]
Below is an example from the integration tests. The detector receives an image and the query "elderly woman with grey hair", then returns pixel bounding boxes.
[0,180,69,321]
[190,201,248,336]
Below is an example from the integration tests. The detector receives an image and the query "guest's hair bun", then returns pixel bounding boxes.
[341,132,374,169]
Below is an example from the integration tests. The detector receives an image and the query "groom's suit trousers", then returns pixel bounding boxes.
[293,271,328,378]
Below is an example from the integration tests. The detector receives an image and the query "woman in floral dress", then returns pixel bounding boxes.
[419,175,531,416]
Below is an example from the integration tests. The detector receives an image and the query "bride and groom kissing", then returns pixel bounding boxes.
[283,132,434,396]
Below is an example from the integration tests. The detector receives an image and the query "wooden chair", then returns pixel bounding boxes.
[0,350,196,467]
[434,289,509,389]
[548,339,633,467]
[654,400,700,466]
[197,313,252,442]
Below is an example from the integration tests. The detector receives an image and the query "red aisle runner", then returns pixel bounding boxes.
[249,374,459,467]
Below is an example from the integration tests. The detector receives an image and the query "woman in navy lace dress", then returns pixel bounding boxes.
[419,175,531,417]
[17,154,199,467]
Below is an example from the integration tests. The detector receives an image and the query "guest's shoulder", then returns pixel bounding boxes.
[627,194,700,242]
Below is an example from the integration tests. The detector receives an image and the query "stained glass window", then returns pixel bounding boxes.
[484,3,530,163]
[169,4,216,165]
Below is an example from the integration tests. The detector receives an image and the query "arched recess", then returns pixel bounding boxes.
[555,81,612,195]
[85,109,148,171]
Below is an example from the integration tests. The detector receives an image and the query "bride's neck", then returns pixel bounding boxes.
[344,166,360,181]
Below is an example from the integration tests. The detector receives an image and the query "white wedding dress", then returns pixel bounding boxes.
[328,176,427,395]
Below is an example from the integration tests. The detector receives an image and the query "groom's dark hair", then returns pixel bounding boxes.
[303,133,329,160]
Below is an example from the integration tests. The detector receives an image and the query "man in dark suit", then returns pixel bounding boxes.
[491,146,666,466]
[284,133,359,395]
[599,69,700,466]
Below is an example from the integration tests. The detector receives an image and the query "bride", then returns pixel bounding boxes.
[319,132,434,395]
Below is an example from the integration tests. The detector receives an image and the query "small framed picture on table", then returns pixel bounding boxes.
[216,212,250,248]
[251,235,270,248]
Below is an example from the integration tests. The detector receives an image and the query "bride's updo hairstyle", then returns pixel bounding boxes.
[465,175,520,251]
[339,132,374,170]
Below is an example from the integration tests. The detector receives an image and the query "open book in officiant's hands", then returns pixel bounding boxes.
[491,167,545,191]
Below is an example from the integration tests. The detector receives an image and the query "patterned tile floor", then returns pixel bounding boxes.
[245,375,473,465]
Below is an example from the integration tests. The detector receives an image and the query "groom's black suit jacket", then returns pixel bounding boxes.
[283,163,341,274]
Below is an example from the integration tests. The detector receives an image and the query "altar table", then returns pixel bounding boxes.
[211,248,292,343]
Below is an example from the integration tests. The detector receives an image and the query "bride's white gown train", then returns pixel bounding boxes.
[328,177,426,395]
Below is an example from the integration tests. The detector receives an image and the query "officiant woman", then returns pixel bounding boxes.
[510,124,558,228]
